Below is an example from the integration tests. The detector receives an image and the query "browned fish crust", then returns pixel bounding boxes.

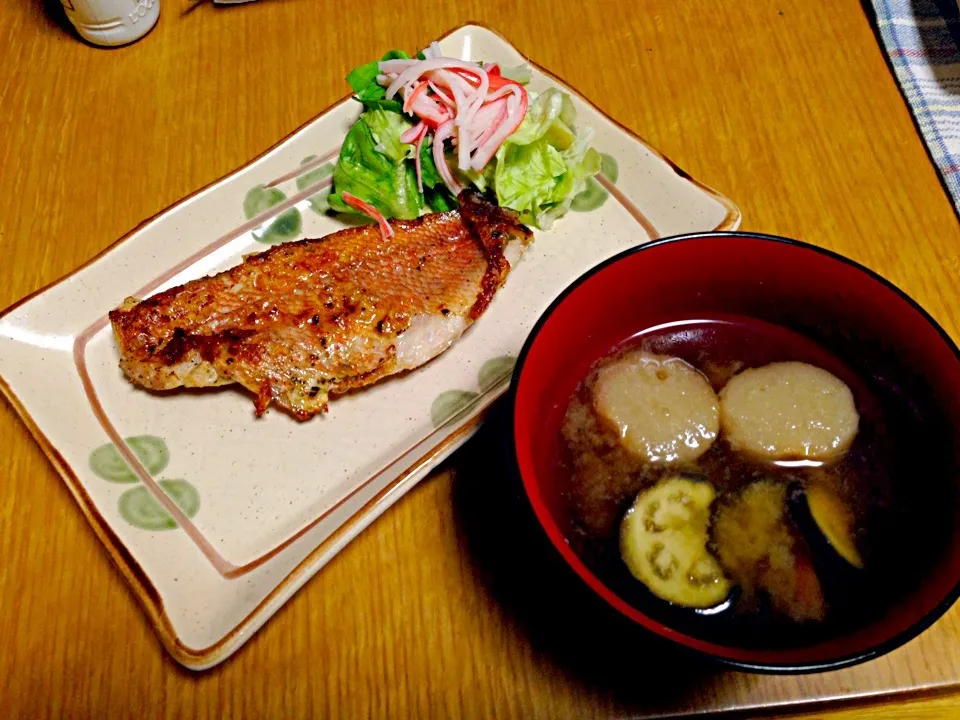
[109,190,531,420]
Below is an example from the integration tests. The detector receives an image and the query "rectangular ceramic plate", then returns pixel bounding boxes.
[0,24,739,669]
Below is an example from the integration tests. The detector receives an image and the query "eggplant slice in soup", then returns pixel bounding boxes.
[620,476,732,608]
[713,480,826,622]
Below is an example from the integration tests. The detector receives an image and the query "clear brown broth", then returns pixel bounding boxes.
[559,316,953,648]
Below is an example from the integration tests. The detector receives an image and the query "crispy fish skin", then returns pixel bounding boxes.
[108,191,532,420]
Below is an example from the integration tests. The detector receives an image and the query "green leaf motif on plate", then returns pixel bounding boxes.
[118,479,201,531]
[243,184,284,217]
[571,152,617,212]
[478,355,517,393]
[296,156,335,216]
[243,184,303,244]
[430,390,480,428]
[89,435,170,483]
[571,177,609,212]
[599,152,619,183]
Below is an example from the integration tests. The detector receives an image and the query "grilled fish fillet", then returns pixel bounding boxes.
[109,190,532,420]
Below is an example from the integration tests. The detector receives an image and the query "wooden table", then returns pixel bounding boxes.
[3,0,960,717]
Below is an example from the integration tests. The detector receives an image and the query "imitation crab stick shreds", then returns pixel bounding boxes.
[329,46,603,231]
[379,56,529,183]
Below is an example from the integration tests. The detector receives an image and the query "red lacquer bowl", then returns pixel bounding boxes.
[510,232,960,672]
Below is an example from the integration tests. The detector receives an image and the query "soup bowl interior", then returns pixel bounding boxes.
[511,232,960,672]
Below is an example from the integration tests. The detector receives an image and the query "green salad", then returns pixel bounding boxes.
[327,45,603,231]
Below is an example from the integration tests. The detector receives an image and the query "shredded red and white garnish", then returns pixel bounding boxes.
[344,44,529,241]
[378,42,529,197]
[341,191,395,240]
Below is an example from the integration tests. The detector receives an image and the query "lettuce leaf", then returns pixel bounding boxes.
[494,140,566,221]
[328,113,423,220]
[346,50,410,113]
[418,138,459,211]
[347,49,409,91]
[537,128,601,227]
[505,88,565,146]
[500,63,533,85]
[353,85,403,114]
[492,88,601,227]
[419,138,443,189]
[363,108,415,162]
[425,186,457,212]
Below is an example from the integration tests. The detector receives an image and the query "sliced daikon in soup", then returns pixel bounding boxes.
[719,362,859,463]
[593,351,719,465]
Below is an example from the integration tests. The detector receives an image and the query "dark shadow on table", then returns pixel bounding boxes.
[929,0,960,72]
[448,398,723,715]
[32,0,75,35]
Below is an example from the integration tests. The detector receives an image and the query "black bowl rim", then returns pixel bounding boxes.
[506,230,960,674]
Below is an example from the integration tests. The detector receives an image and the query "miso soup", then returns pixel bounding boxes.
[559,315,953,647]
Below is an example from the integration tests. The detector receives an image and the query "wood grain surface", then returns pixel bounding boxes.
[2,0,960,717]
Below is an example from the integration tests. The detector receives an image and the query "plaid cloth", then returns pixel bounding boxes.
[870,0,960,208]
